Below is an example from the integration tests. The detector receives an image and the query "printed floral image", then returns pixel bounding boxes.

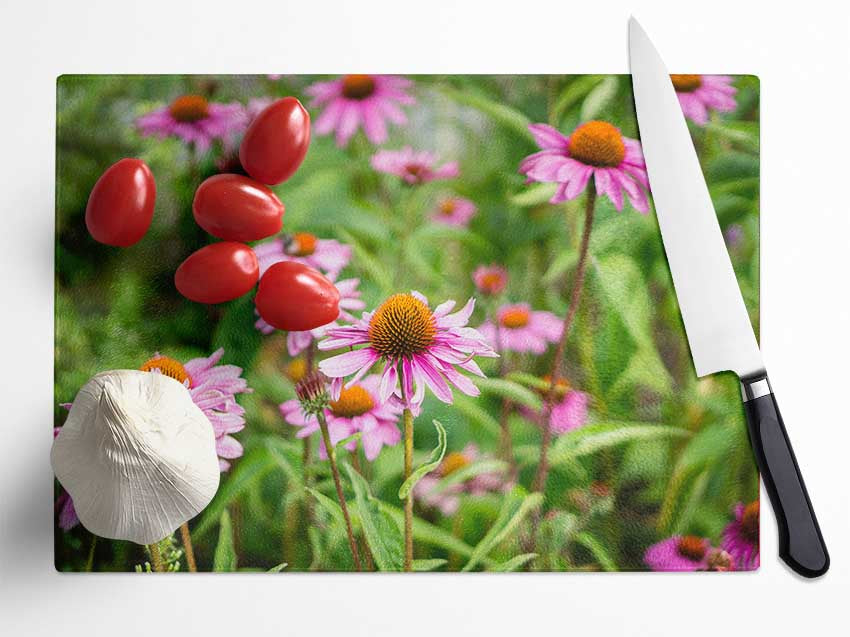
[55,73,759,572]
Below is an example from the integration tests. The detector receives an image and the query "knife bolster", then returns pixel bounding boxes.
[741,374,771,402]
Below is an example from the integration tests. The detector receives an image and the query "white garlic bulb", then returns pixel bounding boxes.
[51,370,220,545]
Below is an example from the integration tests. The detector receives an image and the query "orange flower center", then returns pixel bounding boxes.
[285,358,308,384]
[290,232,318,257]
[670,74,702,93]
[440,451,470,476]
[741,501,759,543]
[541,375,571,400]
[677,535,707,561]
[342,74,376,100]
[479,272,504,293]
[439,199,456,215]
[169,95,210,123]
[500,306,531,329]
[568,120,626,168]
[140,356,191,386]
[329,384,375,418]
[368,293,436,359]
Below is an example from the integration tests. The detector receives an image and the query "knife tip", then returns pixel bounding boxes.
[628,16,644,39]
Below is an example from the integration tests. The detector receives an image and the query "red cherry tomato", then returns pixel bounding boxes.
[175,242,258,304]
[193,174,284,241]
[239,97,311,185]
[85,158,156,247]
[255,261,340,331]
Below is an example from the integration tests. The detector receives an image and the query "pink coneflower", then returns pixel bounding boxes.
[671,75,737,126]
[256,278,366,357]
[543,378,589,434]
[140,349,251,471]
[432,196,477,227]
[254,232,352,279]
[472,265,508,297]
[246,97,274,120]
[644,535,712,571]
[371,147,459,185]
[414,444,511,515]
[136,95,249,152]
[478,303,562,354]
[280,374,401,461]
[306,75,415,147]
[721,501,760,570]
[519,121,649,212]
[318,292,496,407]
[520,377,589,434]
[53,427,79,530]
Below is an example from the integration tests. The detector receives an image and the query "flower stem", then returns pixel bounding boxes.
[305,341,316,371]
[493,317,516,475]
[85,535,97,572]
[148,542,165,573]
[316,411,362,571]
[532,185,597,494]
[402,406,414,572]
[179,523,197,572]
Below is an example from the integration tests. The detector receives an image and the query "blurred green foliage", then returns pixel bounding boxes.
[55,74,760,572]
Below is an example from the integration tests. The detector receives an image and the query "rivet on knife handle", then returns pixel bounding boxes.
[741,375,830,577]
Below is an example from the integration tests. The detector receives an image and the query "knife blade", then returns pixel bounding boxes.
[629,17,829,577]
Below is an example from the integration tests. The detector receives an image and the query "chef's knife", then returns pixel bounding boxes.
[629,18,829,577]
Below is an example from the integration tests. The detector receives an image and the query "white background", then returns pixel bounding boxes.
[1,0,848,634]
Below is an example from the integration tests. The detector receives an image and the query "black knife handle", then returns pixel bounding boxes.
[741,374,829,578]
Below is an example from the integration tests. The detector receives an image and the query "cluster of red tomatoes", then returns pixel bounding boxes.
[83,97,341,332]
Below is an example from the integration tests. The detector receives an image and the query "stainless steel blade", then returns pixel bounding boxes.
[628,18,764,379]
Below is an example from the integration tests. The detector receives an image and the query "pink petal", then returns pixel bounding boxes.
[528,123,570,150]
[319,348,379,378]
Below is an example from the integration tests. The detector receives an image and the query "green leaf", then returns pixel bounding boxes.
[194,447,278,538]
[398,420,448,499]
[513,422,691,468]
[267,563,288,573]
[542,251,578,286]
[670,470,710,535]
[506,371,552,392]
[439,85,534,141]
[575,532,617,571]
[509,183,558,208]
[306,487,345,529]
[705,121,759,153]
[658,424,736,531]
[412,558,447,572]
[408,224,494,255]
[264,437,302,484]
[462,490,543,571]
[336,228,393,295]
[344,463,404,571]
[213,511,237,572]
[490,553,538,572]
[377,501,486,563]
[580,76,620,121]
[474,377,542,410]
[547,423,690,467]
[211,294,263,370]
[335,431,362,451]
[452,393,501,438]
[552,75,606,124]
[589,254,674,395]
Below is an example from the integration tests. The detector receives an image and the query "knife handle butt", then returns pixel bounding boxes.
[741,376,829,578]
